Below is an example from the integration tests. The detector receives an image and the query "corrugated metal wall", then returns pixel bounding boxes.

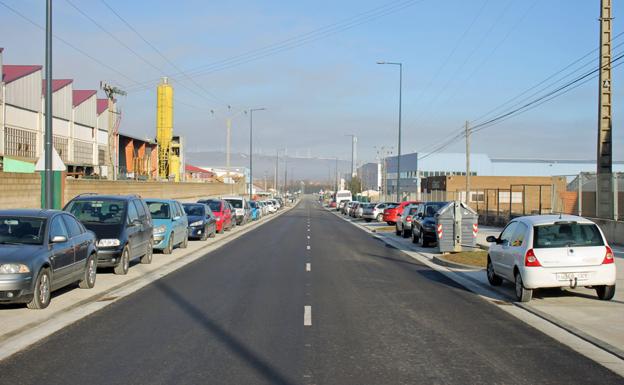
[52,85,71,120]
[74,95,96,127]
[5,71,42,112]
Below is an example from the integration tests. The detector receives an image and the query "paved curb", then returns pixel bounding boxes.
[0,201,300,362]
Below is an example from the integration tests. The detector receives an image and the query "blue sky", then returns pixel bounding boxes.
[1,0,623,163]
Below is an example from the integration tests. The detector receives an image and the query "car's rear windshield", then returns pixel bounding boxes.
[424,203,445,217]
[66,199,126,224]
[0,216,46,245]
[533,222,604,248]
[147,202,171,219]
[225,199,243,209]
[200,200,221,212]
[183,204,205,217]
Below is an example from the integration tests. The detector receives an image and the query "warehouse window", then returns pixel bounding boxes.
[53,136,69,163]
[470,192,485,203]
[74,141,93,165]
[98,145,106,165]
[4,127,37,159]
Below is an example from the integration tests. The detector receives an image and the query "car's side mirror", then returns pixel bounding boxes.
[50,235,67,243]
[486,235,498,243]
[173,216,181,221]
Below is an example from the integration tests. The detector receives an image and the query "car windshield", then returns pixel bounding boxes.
[226,199,243,209]
[66,199,126,224]
[200,200,221,212]
[183,204,205,217]
[249,202,257,208]
[0,216,46,245]
[533,222,604,248]
[147,202,171,219]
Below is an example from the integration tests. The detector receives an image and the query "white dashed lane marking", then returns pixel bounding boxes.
[306,245,310,250]
[304,306,312,326]
[306,263,311,272]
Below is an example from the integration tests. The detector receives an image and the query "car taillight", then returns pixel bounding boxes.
[406,216,412,222]
[524,249,541,267]
[603,246,615,264]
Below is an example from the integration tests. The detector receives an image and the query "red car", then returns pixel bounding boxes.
[198,199,233,233]
[382,201,419,225]
[329,201,337,208]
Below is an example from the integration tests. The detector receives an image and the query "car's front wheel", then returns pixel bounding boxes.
[200,226,209,241]
[79,254,97,289]
[114,246,130,275]
[163,234,174,254]
[486,257,502,286]
[514,271,533,302]
[27,268,51,309]
[596,285,616,301]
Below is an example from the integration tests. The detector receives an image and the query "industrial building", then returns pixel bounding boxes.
[0,48,118,176]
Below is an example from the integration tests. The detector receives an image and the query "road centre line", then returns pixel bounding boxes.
[306,245,311,250]
[306,263,311,271]
[304,306,312,326]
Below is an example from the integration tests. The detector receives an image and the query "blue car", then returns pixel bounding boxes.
[249,201,261,221]
[182,203,217,241]
[145,199,188,254]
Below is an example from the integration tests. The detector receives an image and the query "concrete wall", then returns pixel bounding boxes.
[0,171,245,209]
[0,172,41,209]
[64,179,245,205]
[590,218,624,246]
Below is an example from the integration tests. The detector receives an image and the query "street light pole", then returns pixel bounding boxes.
[249,108,266,200]
[44,0,53,209]
[377,61,403,202]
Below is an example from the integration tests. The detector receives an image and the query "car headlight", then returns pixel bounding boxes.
[153,225,167,234]
[190,221,204,227]
[0,263,30,274]
[98,238,120,247]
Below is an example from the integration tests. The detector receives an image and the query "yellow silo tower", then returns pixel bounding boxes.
[156,77,174,179]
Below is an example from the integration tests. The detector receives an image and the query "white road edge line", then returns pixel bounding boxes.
[304,306,312,326]
[306,263,311,272]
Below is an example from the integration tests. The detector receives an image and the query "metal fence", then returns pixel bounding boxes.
[552,173,622,221]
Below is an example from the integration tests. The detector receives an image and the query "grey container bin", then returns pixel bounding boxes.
[434,201,479,253]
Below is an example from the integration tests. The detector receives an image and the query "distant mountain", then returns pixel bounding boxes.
[186,151,352,182]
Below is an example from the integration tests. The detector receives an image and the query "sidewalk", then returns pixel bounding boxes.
[333,211,624,360]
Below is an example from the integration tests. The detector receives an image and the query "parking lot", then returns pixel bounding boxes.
[328,204,624,361]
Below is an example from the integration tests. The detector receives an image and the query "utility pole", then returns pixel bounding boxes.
[465,120,471,204]
[226,118,231,168]
[101,82,126,181]
[597,0,614,219]
[44,0,53,208]
[275,150,279,193]
[335,157,339,193]
[284,156,288,194]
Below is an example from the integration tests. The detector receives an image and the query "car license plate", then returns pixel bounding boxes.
[556,272,588,281]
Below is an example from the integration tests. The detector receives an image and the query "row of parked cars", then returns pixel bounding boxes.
[335,199,617,302]
[0,194,286,309]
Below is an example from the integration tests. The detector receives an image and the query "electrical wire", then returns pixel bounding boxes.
[125,0,426,93]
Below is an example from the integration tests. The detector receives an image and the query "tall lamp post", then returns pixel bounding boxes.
[249,108,266,199]
[377,61,402,202]
[44,0,53,208]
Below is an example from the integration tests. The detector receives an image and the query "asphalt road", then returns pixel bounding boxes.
[0,197,621,385]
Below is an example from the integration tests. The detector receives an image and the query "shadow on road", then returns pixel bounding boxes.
[153,280,297,385]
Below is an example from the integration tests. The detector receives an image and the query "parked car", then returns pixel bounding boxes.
[349,202,360,217]
[249,201,261,221]
[362,202,395,222]
[383,201,419,225]
[263,200,277,214]
[335,190,353,209]
[329,201,337,208]
[0,210,98,309]
[411,202,448,246]
[146,199,188,254]
[65,194,153,275]
[257,201,268,216]
[197,199,233,234]
[338,200,349,214]
[354,203,367,218]
[182,203,217,241]
[486,215,617,302]
[223,197,250,225]
[396,204,419,237]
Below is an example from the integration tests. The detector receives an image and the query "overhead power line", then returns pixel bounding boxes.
[125,0,427,93]
[99,0,230,107]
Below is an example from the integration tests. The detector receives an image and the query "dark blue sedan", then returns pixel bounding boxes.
[182,203,217,241]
